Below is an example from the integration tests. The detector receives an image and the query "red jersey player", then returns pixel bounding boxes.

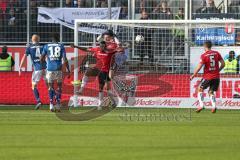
[190,41,225,113]
[71,41,118,110]
[99,30,124,79]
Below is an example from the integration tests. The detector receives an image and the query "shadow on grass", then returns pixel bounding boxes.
[55,100,115,121]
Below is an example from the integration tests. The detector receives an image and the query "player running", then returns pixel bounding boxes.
[41,33,70,112]
[19,34,47,110]
[190,41,225,113]
[71,41,120,110]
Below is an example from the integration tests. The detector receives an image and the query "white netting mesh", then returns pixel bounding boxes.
[72,20,240,109]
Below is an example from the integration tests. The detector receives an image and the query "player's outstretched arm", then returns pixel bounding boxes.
[19,54,27,76]
[64,58,70,73]
[190,63,203,81]
[63,57,71,78]
[219,59,225,72]
[70,44,89,52]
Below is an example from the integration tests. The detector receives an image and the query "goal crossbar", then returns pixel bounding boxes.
[74,19,240,86]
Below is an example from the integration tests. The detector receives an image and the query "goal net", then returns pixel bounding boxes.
[70,20,240,109]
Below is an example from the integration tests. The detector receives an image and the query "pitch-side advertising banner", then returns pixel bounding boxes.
[193,14,236,45]
[1,47,240,109]
[195,28,235,45]
[37,7,121,34]
[69,75,240,109]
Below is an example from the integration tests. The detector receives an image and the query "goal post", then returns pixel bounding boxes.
[71,19,240,109]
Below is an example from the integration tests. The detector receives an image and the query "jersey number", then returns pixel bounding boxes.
[35,47,41,58]
[49,46,61,58]
[210,55,216,70]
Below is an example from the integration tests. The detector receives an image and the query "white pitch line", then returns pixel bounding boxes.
[0,111,54,115]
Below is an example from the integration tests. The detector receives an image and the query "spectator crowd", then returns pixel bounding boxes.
[1,0,240,43]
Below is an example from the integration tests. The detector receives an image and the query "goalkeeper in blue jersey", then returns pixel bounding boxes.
[41,33,70,112]
[19,34,47,110]
[109,42,129,79]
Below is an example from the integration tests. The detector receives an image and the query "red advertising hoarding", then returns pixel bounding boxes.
[0,47,240,109]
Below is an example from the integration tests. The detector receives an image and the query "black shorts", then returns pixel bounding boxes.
[98,71,111,85]
[199,78,220,92]
[87,67,100,76]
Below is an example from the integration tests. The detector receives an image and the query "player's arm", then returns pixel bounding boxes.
[190,63,204,81]
[40,55,46,63]
[19,46,29,76]
[64,57,70,73]
[19,54,27,76]
[219,59,225,72]
[217,53,225,72]
[62,46,70,74]
[40,45,47,63]
[70,44,89,52]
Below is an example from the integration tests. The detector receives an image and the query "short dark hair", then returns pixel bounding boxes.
[99,41,106,45]
[179,8,184,11]
[99,40,106,48]
[51,33,60,42]
[102,30,115,37]
[2,46,7,53]
[204,41,212,49]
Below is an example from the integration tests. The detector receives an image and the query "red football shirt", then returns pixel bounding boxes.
[89,47,115,72]
[200,50,223,80]
[106,42,118,54]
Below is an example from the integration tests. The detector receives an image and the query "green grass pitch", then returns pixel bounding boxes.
[0,106,240,160]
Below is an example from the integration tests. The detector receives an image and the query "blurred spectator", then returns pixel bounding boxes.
[66,0,73,7]
[0,1,7,14]
[0,9,3,33]
[0,46,15,71]
[196,0,207,13]
[224,51,239,74]
[37,0,57,7]
[140,10,149,20]
[47,1,55,8]
[153,1,172,19]
[20,0,27,8]
[206,0,220,13]
[7,8,16,27]
[97,0,108,8]
[120,5,128,19]
[75,0,86,8]
[6,8,17,40]
[196,0,220,14]
[172,8,185,56]
[0,1,8,38]
[150,1,172,57]
[140,0,157,18]
[136,11,154,62]
[7,0,20,13]
[174,8,184,20]
[29,1,38,34]
[228,0,240,18]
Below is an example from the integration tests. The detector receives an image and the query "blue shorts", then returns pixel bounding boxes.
[32,70,46,84]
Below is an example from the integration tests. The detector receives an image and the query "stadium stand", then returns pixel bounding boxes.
[1,0,238,43]
[0,0,239,72]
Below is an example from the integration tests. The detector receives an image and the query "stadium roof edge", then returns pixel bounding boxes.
[74,19,240,25]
